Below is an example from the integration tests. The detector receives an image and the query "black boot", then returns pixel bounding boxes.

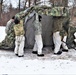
[32,51,37,54]
[54,51,62,55]
[18,55,24,57]
[37,54,44,57]
[15,54,18,56]
[62,49,68,52]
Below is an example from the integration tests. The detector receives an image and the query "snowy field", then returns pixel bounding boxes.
[0,26,76,74]
[0,26,6,42]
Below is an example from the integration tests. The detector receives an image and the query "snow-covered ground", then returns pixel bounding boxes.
[0,49,76,74]
[0,26,76,74]
[0,26,6,42]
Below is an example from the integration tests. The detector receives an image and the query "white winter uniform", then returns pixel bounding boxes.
[14,35,25,56]
[33,13,43,55]
[74,32,76,43]
[53,31,68,53]
[14,20,25,56]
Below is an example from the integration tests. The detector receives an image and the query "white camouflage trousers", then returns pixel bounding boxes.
[14,35,25,56]
[74,32,76,42]
[33,35,43,54]
[53,31,68,53]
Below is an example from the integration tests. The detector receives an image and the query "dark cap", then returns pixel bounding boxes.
[14,18,20,24]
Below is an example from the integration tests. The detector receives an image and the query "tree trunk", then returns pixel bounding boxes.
[0,0,3,23]
[19,0,20,11]
[0,0,3,14]
[24,0,27,9]
[51,0,68,6]
[28,0,30,7]
[0,0,3,12]
[62,0,68,6]
[34,0,37,5]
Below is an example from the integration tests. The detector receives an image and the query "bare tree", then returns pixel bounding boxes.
[50,0,68,6]
[62,0,68,6]
[0,0,3,23]
[34,0,37,5]
[0,0,3,12]
[19,0,20,11]
[0,0,3,14]
[28,0,31,7]
[24,0,27,9]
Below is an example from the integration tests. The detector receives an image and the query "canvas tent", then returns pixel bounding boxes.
[24,14,53,48]
[0,5,54,50]
[0,5,76,50]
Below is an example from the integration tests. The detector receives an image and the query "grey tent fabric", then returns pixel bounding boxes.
[24,14,53,49]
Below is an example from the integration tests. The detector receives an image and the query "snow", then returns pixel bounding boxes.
[0,26,6,42]
[0,26,76,74]
[0,49,76,74]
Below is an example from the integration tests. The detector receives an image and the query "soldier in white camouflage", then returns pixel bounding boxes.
[51,2,70,55]
[14,18,25,57]
[32,12,44,57]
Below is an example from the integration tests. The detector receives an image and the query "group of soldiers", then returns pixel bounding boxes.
[1,2,75,57]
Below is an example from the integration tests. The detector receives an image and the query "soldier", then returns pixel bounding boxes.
[32,12,44,56]
[0,16,15,49]
[51,3,70,55]
[5,16,15,34]
[14,18,25,57]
